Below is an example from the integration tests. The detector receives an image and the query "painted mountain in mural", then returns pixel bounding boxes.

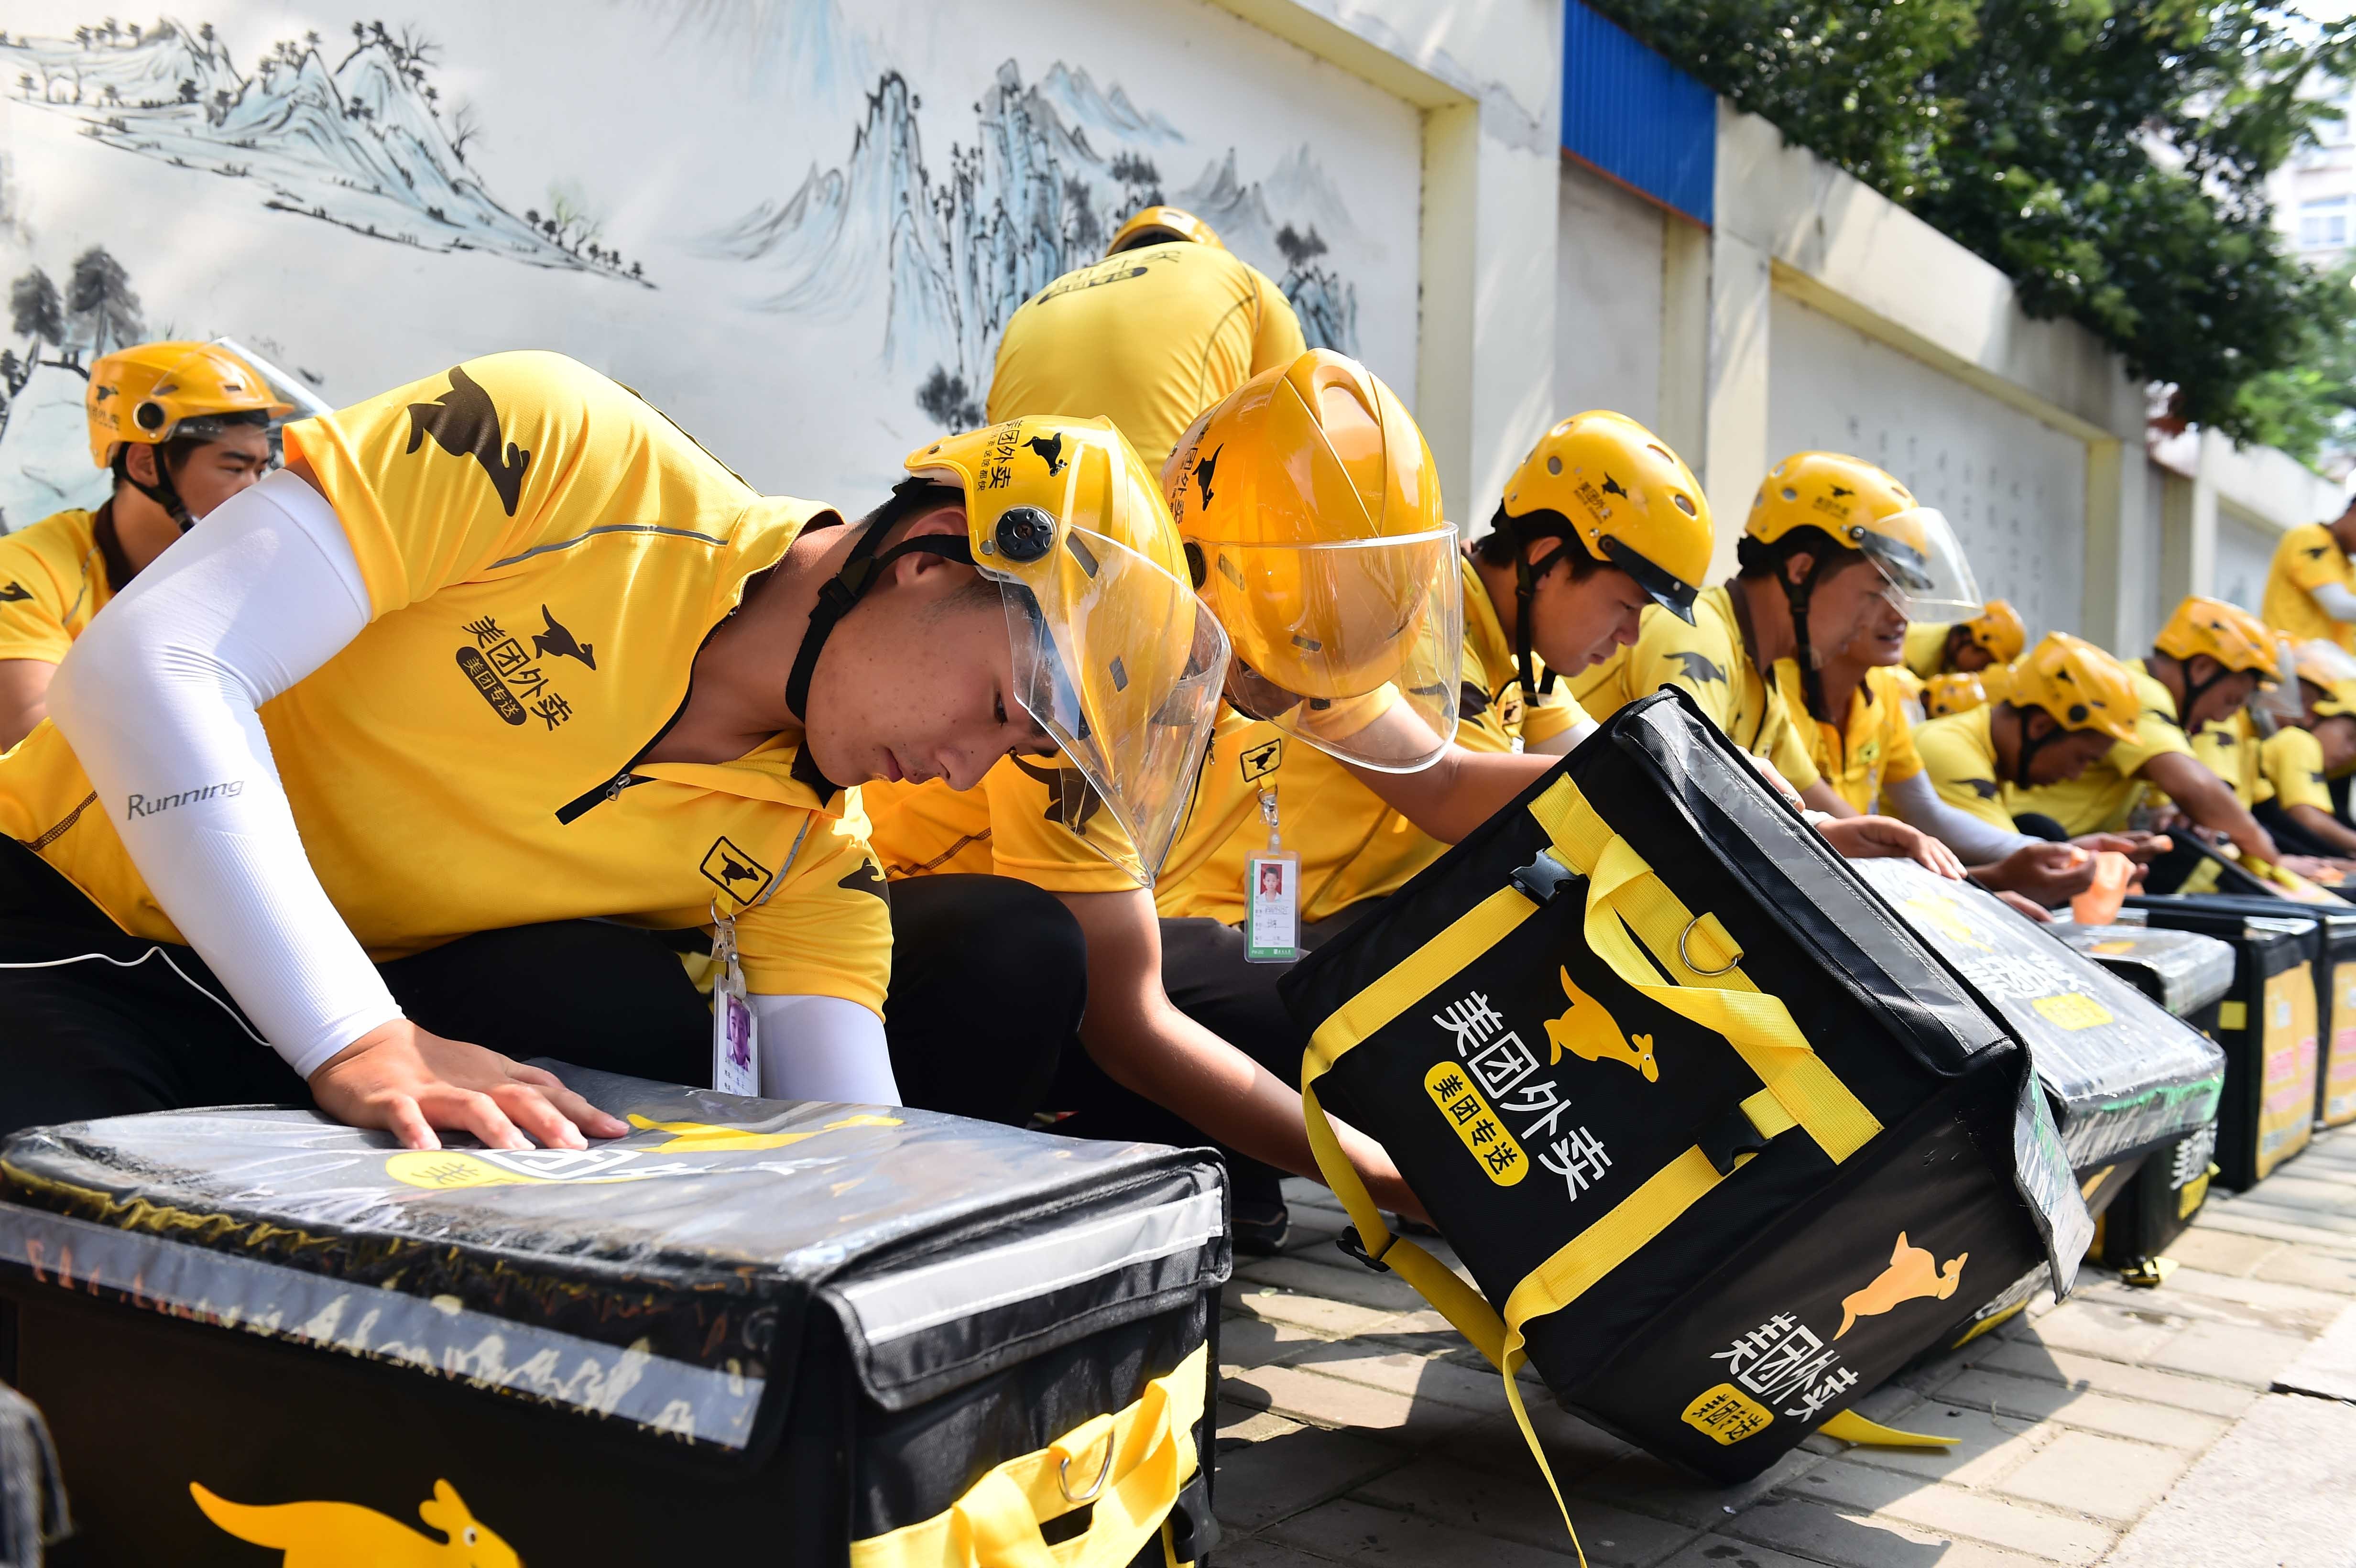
[703,57,1363,406]
[2,19,647,283]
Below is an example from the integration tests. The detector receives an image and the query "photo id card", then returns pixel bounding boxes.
[710,923,760,1097]
[1246,849,1301,963]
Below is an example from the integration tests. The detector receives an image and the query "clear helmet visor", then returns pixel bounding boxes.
[1857,507,1981,622]
[207,336,334,422]
[2263,637,2356,726]
[992,524,1229,886]
[1208,526,1463,772]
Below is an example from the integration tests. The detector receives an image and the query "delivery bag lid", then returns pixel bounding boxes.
[0,1067,1228,1451]
[1851,863,2226,1167]
[2053,924,2236,1017]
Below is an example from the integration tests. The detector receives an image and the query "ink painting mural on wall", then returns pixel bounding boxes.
[0,0,1420,528]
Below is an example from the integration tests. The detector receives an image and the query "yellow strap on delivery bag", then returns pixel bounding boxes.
[1298,776,1898,1557]
[849,1343,1206,1568]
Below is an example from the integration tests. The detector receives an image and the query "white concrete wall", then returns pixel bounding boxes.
[1555,160,1666,432]
[2215,504,2279,615]
[1766,292,2089,638]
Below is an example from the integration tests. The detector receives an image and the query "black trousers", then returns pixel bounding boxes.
[1047,906,1374,1208]
[0,841,1079,1140]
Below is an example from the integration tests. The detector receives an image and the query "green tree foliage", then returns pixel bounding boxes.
[1588,0,2356,456]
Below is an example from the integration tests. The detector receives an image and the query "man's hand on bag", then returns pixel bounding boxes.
[309,1019,631,1152]
[1977,842,2097,905]
[1995,890,2054,923]
[2074,830,2169,864]
[1818,815,1965,878]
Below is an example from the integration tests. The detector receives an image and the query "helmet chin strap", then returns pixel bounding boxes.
[2165,654,2236,736]
[1783,553,1833,721]
[1513,538,1570,712]
[121,447,192,532]
[2011,709,2067,790]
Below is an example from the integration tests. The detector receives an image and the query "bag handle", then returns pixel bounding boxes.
[850,1345,1206,1568]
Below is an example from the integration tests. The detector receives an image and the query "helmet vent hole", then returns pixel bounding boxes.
[1216,554,1245,590]
[1546,457,1562,476]
[1062,530,1101,578]
[1781,487,1798,502]
[1292,633,1324,652]
[1108,656,1129,693]
[1674,494,1698,516]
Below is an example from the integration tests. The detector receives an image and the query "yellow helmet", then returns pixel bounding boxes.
[893,418,1227,883]
[1105,206,1224,257]
[1745,451,1982,621]
[2320,681,2356,721]
[1920,671,1990,719]
[1960,599,2027,663]
[2006,632,2142,747]
[2154,596,2274,675]
[1166,348,1460,772]
[87,339,291,467]
[1497,411,1712,620]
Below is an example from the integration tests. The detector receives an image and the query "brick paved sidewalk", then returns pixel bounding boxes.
[1211,1126,2356,1567]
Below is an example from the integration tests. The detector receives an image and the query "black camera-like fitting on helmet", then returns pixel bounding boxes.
[995,506,1055,563]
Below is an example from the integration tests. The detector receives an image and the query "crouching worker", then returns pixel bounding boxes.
[0,351,1221,1149]
[0,342,290,749]
[2244,640,2356,862]
[1915,632,2158,872]
[2003,597,2280,880]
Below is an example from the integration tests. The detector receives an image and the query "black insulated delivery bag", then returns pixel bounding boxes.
[1278,691,2082,1484]
[2126,898,2323,1187]
[0,1068,1229,1566]
[2053,923,2237,1274]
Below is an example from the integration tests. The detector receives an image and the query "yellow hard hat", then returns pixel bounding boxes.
[1166,348,1460,772]
[1920,671,1990,719]
[2006,632,2141,747]
[2154,596,2274,675]
[87,339,291,467]
[1105,206,1224,257]
[1746,452,1982,620]
[1497,411,1712,621]
[2320,680,2356,721]
[1960,599,2027,662]
[898,418,1227,883]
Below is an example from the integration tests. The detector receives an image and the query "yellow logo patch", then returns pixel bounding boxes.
[191,1476,521,1565]
[1681,1383,1773,1445]
[1836,1231,1967,1339]
[2031,993,2114,1031]
[1423,1061,1526,1186]
[1542,966,1658,1080]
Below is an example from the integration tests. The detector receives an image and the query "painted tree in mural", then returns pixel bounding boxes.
[65,246,142,365]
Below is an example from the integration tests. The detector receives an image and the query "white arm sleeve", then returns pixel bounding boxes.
[2313,581,2356,623]
[44,470,398,1077]
[1528,719,1597,756]
[751,993,902,1105]
[1883,771,2036,864]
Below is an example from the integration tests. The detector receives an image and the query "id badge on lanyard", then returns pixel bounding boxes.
[710,906,759,1097]
[1245,786,1300,964]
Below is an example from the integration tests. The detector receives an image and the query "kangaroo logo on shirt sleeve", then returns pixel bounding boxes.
[2308,544,2333,560]
[1962,777,2000,800]
[1669,650,1727,685]
[0,582,30,602]
[406,366,531,516]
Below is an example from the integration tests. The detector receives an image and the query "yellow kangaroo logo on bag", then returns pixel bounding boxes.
[1544,966,1658,1081]
[1836,1231,1967,1339]
[190,1478,520,1566]
[1900,892,1991,953]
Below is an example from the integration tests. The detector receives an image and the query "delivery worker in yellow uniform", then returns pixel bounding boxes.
[2246,640,2356,861]
[0,351,1223,1149]
[1918,666,2007,719]
[1779,570,2131,905]
[1917,632,2146,836]
[1575,450,1985,821]
[0,341,291,748]
[2262,485,2356,654]
[2006,596,2278,868]
[984,206,1308,470]
[1900,599,2026,685]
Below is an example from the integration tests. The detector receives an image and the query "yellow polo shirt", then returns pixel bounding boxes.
[2261,725,2335,814]
[1915,705,2011,832]
[985,241,1307,468]
[0,506,127,664]
[2007,659,2194,834]
[1570,586,1822,790]
[2191,712,2265,809]
[2264,523,2356,653]
[1461,555,1582,749]
[1776,661,1923,813]
[0,352,891,1011]
[871,556,1582,924]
